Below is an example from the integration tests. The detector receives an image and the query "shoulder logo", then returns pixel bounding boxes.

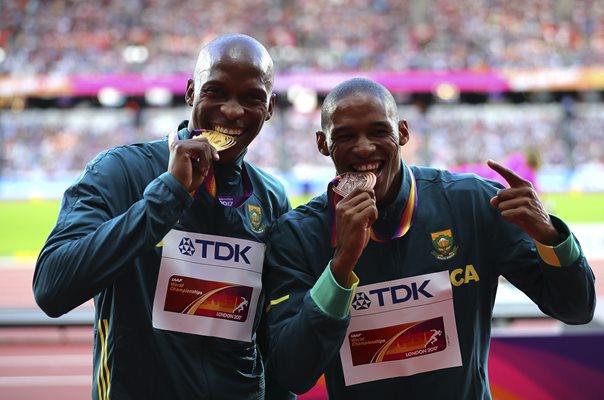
[247,204,265,233]
[431,229,458,260]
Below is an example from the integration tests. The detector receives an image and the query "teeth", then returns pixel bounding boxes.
[353,162,380,172]
[214,125,243,136]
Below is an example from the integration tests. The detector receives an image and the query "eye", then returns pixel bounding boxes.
[332,133,354,142]
[243,95,265,105]
[242,92,267,105]
[372,129,391,137]
[202,86,225,97]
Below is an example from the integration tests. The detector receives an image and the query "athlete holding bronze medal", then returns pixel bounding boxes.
[264,78,595,399]
[332,171,376,198]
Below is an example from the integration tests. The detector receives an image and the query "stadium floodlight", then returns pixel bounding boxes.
[122,45,149,64]
[434,82,460,102]
[287,84,318,114]
[10,97,25,113]
[98,87,126,107]
[145,87,172,106]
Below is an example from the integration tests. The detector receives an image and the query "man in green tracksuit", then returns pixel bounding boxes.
[264,78,596,399]
[34,34,292,399]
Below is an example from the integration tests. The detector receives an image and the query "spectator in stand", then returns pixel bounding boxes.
[2,0,603,76]
[450,148,542,191]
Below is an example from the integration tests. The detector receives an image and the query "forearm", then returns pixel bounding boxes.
[268,292,349,394]
[533,252,596,324]
[33,173,190,317]
[267,264,356,394]
[503,216,596,324]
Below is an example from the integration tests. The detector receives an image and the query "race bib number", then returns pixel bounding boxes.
[340,271,462,386]
[152,230,264,342]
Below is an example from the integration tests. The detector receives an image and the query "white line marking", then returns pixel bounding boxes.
[0,355,90,367]
[0,375,91,386]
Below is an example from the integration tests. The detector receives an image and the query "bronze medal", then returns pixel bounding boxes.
[333,171,376,197]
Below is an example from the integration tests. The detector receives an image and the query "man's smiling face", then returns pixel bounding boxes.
[185,37,274,163]
[317,91,408,207]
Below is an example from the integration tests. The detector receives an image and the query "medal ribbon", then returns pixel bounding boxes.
[327,177,342,247]
[327,165,418,247]
[197,163,253,207]
[167,129,253,208]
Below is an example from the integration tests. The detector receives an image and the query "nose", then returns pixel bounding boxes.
[220,99,244,120]
[353,134,375,157]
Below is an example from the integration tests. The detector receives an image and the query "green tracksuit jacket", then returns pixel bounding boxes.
[265,163,595,399]
[33,123,291,400]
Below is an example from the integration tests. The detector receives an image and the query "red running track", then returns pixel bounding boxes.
[1,259,602,399]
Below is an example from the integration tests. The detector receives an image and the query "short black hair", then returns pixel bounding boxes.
[321,78,398,132]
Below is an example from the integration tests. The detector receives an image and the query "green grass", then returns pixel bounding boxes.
[290,195,314,209]
[542,192,604,223]
[1,192,602,258]
[0,200,61,258]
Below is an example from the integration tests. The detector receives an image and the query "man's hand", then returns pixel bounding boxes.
[168,137,220,195]
[487,159,561,245]
[331,187,378,287]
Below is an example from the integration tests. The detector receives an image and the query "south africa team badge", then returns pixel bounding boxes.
[431,229,458,260]
[247,205,264,233]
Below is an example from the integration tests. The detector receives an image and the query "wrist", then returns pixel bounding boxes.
[330,253,356,288]
[536,225,562,246]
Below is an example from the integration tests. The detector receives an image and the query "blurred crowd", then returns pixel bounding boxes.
[1,0,604,75]
[1,0,603,195]
[2,100,603,193]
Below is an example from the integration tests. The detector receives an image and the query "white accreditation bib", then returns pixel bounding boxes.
[339,271,462,386]
[152,229,264,342]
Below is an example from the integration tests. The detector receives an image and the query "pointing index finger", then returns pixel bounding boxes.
[487,159,530,188]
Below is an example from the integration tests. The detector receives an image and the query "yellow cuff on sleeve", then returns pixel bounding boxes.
[535,232,580,268]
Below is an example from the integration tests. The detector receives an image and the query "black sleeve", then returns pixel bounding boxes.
[494,215,596,324]
[264,218,349,395]
[33,151,192,317]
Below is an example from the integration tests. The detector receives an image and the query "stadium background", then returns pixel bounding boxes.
[1,0,603,398]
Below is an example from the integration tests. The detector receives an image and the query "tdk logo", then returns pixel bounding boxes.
[178,238,252,264]
[351,292,371,310]
[356,280,434,310]
[178,238,195,256]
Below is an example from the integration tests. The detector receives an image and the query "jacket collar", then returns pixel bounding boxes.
[373,160,414,234]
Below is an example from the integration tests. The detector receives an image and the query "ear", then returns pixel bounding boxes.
[185,79,195,106]
[265,93,276,121]
[316,131,330,156]
[398,119,410,146]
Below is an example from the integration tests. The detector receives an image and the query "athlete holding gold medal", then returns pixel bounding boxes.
[192,129,238,151]
[264,78,595,399]
[169,128,237,153]
[34,35,293,400]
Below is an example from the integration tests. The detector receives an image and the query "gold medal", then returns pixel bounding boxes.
[333,171,376,197]
[192,130,237,152]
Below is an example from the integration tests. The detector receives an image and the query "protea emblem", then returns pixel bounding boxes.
[431,229,458,260]
[247,204,265,233]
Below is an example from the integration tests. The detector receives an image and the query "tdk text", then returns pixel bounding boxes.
[194,239,251,264]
